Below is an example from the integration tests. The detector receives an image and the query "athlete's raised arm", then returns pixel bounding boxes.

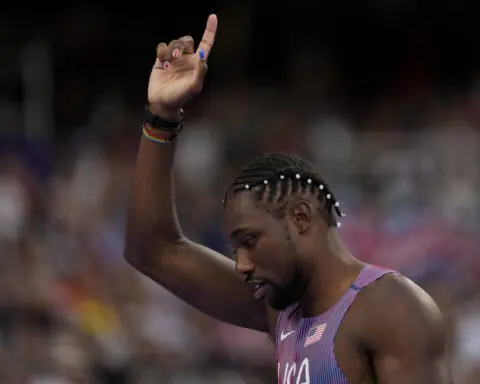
[124,15,272,333]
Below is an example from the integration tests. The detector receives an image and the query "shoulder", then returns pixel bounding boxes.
[342,272,451,382]
[361,272,441,317]
[354,272,446,353]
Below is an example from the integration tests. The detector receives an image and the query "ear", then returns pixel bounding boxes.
[288,200,313,234]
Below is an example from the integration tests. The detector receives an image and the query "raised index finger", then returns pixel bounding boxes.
[197,14,218,61]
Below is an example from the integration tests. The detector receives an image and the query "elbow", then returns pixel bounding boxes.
[123,230,182,268]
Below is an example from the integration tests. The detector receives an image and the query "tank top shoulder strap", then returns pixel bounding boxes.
[327,264,395,334]
[350,264,396,290]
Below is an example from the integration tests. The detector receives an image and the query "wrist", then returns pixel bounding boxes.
[143,124,172,144]
[142,104,184,143]
[148,103,182,121]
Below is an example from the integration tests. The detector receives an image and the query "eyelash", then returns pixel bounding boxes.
[230,235,257,257]
[243,235,256,248]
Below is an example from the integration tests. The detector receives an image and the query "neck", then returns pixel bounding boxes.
[298,230,365,317]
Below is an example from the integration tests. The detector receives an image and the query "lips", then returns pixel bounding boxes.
[247,279,267,300]
[253,283,268,300]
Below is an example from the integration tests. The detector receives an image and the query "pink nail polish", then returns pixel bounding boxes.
[163,61,171,70]
[173,48,180,58]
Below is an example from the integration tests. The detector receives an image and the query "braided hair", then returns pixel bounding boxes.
[224,153,344,227]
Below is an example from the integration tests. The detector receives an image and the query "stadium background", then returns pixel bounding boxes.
[1,2,480,383]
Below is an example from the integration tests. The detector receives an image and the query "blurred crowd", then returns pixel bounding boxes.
[2,3,480,384]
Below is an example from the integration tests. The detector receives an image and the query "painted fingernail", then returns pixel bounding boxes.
[199,49,205,60]
[172,48,180,58]
[163,60,171,70]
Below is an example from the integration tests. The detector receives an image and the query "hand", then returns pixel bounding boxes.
[147,14,218,119]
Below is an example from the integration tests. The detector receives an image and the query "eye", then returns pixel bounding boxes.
[242,235,257,249]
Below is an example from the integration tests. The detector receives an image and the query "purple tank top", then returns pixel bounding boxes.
[275,265,394,384]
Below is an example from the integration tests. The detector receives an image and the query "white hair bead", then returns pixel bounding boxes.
[326,194,331,199]
[244,184,250,189]
[334,201,339,207]
[336,222,342,228]
[341,212,346,217]
[307,178,312,184]
[263,180,268,184]
[319,184,324,190]
[280,175,285,180]
[295,174,300,179]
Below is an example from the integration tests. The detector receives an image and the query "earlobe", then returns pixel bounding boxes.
[289,201,312,234]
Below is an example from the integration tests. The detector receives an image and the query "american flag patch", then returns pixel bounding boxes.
[304,323,327,347]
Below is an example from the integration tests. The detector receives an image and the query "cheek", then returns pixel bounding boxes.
[255,244,292,281]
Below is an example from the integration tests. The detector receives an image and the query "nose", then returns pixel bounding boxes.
[235,249,254,276]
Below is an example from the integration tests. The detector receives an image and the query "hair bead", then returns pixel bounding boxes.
[225,153,346,228]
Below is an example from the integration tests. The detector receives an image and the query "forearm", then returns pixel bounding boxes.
[125,12,217,262]
[124,129,182,262]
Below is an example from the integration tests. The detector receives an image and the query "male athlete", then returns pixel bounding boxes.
[124,14,451,383]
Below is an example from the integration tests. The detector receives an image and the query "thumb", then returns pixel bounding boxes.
[190,49,208,93]
[196,49,209,78]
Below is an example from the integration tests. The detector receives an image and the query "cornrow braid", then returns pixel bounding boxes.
[224,153,345,227]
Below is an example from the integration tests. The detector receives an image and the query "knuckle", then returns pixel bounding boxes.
[168,39,180,48]
[156,42,167,54]
[181,35,194,43]
[174,40,186,49]
[156,44,168,59]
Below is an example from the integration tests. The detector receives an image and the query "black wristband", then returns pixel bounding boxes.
[143,105,184,135]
